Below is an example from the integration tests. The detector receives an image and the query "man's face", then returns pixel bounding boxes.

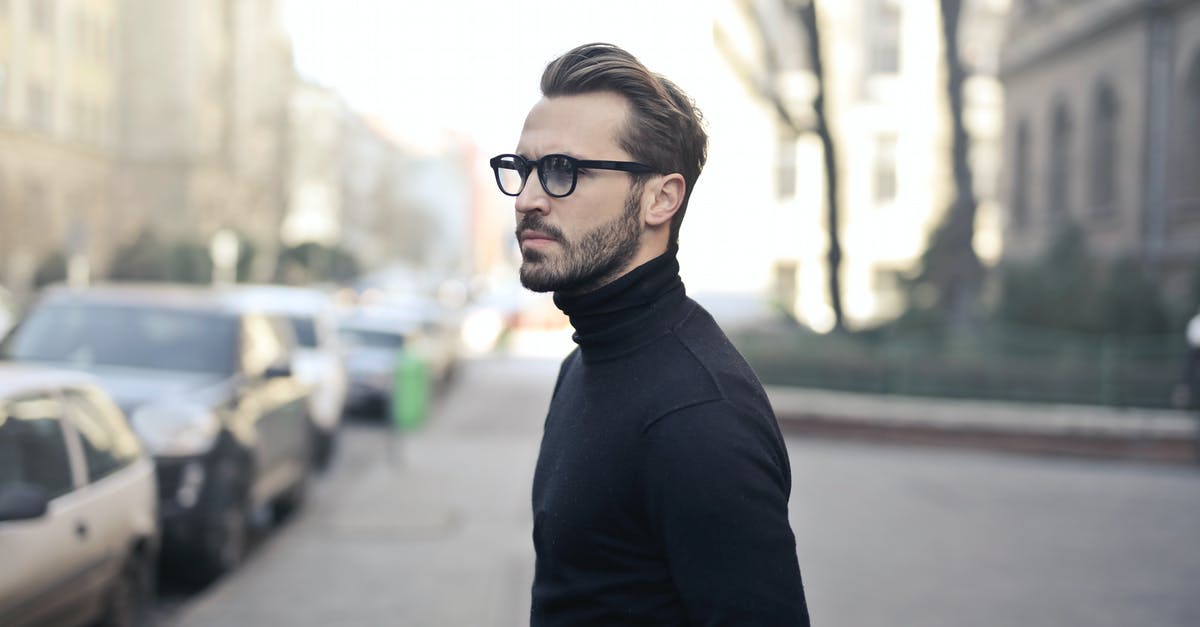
[513,92,647,294]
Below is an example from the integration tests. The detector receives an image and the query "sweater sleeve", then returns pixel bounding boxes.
[642,400,810,626]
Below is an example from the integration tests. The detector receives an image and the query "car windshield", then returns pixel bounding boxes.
[339,327,405,350]
[288,316,318,349]
[5,302,238,375]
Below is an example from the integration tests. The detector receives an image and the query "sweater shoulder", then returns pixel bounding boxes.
[640,301,774,430]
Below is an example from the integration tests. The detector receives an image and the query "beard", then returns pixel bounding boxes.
[517,183,644,294]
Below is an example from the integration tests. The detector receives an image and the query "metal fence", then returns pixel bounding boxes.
[734,323,1190,409]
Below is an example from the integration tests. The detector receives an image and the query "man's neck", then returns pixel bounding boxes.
[557,240,671,298]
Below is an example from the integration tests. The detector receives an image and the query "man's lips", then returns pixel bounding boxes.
[519,230,559,245]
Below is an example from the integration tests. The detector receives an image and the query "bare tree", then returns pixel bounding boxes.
[717,0,845,331]
[793,0,845,332]
[909,0,984,327]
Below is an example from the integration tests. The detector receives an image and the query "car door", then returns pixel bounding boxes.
[60,386,157,583]
[0,392,101,627]
[237,314,309,507]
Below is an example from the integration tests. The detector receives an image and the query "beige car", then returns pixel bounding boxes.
[0,364,158,627]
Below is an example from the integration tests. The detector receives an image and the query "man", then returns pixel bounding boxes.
[491,43,810,625]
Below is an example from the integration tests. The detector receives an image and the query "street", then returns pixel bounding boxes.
[163,353,1200,627]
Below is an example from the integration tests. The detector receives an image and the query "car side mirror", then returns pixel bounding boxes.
[264,361,293,379]
[0,482,51,522]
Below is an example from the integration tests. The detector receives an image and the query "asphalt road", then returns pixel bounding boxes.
[161,354,1200,627]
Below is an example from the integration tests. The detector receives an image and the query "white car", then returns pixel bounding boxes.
[0,364,158,627]
[0,287,16,340]
[337,310,418,417]
[230,285,348,469]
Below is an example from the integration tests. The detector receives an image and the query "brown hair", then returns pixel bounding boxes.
[540,43,708,247]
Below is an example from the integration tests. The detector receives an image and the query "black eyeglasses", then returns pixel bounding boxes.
[489,153,655,198]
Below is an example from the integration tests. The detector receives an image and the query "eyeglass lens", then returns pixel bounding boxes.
[494,157,525,195]
[495,155,576,197]
[539,156,575,196]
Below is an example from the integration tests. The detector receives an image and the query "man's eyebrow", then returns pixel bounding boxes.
[515,150,583,161]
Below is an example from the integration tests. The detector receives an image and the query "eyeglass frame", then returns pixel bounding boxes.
[489,153,656,198]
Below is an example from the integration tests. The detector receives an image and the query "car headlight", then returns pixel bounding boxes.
[130,403,221,457]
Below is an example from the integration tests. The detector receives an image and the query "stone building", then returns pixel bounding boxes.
[0,0,120,295]
[116,0,294,281]
[1000,0,1200,303]
[716,0,1010,328]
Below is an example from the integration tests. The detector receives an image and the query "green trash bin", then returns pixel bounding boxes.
[391,347,430,431]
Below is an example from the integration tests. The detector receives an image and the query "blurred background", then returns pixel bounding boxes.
[0,0,1198,404]
[2,1,1200,626]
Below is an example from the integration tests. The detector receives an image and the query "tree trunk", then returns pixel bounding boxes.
[938,0,983,327]
[795,0,845,331]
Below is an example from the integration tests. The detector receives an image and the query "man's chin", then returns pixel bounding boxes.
[519,268,559,293]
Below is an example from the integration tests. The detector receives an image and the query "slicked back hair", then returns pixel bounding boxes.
[540,43,708,248]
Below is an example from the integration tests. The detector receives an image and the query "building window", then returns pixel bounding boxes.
[0,63,7,117]
[72,99,86,140]
[1012,120,1030,231]
[873,134,897,205]
[75,13,89,57]
[23,180,48,234]
[1048,101,1073,222]
[32,0,54,34]
[866,0,901,75]
[28,83,51,133]
[1089,83,1118,216]
[1173,50,1200,203]
[776,134,797,200]
[0,172,7,233]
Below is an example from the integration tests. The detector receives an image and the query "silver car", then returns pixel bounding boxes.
[0,364,158,627]
[0,286,16,340]
[2,284,314,584]
[228,285,348,470]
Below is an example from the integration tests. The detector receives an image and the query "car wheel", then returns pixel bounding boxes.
[272,463,311,523]
[97,549,154,627]
[313,428,337,472]
[193,494,248,584]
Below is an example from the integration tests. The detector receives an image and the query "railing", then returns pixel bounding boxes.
[734,322,1190,409]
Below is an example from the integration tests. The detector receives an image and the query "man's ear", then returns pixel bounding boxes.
[644,174,686,228]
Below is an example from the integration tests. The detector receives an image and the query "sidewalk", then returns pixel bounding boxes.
[167,356,555,627]
[767,385,1200,464]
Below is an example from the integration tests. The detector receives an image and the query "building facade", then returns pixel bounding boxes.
[0,0,120,295]
[1000,0,1200,303]
[716,0,1009,329]
[116,0,294,281]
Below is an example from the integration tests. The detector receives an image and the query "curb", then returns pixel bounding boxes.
[765,386,1200,465]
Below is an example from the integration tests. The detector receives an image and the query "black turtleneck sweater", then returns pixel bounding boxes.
[530,250,810,626]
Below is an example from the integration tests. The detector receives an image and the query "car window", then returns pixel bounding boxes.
[5,302,239,375]
[339,327,406,350]
[0,394,75,499]
[241,314,289,377]
[62,388,141,482]
[287,316,318,349]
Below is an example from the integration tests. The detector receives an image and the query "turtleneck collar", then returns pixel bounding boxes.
[553,247,689,362]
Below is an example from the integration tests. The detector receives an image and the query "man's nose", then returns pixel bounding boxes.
[515,173,549,215]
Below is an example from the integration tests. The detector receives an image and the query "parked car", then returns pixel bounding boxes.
[0,286,17,340]
[229,285,348,470]
[377,293,463,386]
[0,364,158,627]
[337,310,416,417]
[0,284,314,583]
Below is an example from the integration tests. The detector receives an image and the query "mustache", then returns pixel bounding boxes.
[516,215,566,242]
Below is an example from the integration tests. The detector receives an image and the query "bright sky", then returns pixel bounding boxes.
[281,1,794,299]
[282,0,716,155]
